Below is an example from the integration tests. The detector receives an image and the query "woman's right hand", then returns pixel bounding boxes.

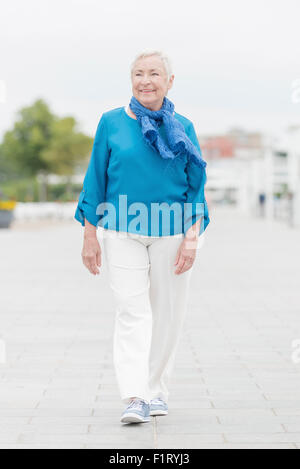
[81,220,101,275]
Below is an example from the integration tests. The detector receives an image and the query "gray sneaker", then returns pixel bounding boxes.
[120,398,151,424]
[149,397,168,416]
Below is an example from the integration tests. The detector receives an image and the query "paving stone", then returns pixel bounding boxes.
[0,208,299,449]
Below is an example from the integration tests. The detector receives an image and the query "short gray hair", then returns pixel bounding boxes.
[130,49,173,81]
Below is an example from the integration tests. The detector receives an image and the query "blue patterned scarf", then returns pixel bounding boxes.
[129,95,207,169]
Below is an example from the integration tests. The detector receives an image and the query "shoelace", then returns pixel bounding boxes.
[127,399,146,411]
[151,397,165,405]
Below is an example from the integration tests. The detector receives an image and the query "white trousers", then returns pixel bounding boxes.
[100,228,200,405]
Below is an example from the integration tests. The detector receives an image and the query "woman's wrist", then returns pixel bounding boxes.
[84,219,97,239]
[185,218,201,240]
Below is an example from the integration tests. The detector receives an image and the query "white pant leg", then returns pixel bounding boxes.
[101,228,195,406]
[101,229,153,404]
[147,234,194,404]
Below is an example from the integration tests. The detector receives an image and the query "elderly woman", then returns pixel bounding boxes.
[74,49,210,424]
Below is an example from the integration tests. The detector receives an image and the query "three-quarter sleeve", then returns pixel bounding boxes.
[183,122,210,236]
[74,113,110,227]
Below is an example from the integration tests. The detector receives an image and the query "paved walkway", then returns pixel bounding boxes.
[0,207,300,449]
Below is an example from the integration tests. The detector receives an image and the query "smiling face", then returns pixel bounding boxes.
[131,55,174,111]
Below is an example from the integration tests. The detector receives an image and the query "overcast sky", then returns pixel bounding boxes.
[1,0,300,140]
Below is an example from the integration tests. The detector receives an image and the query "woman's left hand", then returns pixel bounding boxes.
[174,236,198,275]
[174,219,201,275]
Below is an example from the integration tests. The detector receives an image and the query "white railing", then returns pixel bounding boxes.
[13,202,77,221]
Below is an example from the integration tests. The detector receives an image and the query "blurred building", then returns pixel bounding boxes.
[199,128,265,210]
[198,126,300,228]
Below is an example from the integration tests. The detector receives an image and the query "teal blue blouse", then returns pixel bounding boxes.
[74,106,210,237]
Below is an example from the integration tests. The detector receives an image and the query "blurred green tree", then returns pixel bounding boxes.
[41,116,92,197]
[0,98,93,201]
